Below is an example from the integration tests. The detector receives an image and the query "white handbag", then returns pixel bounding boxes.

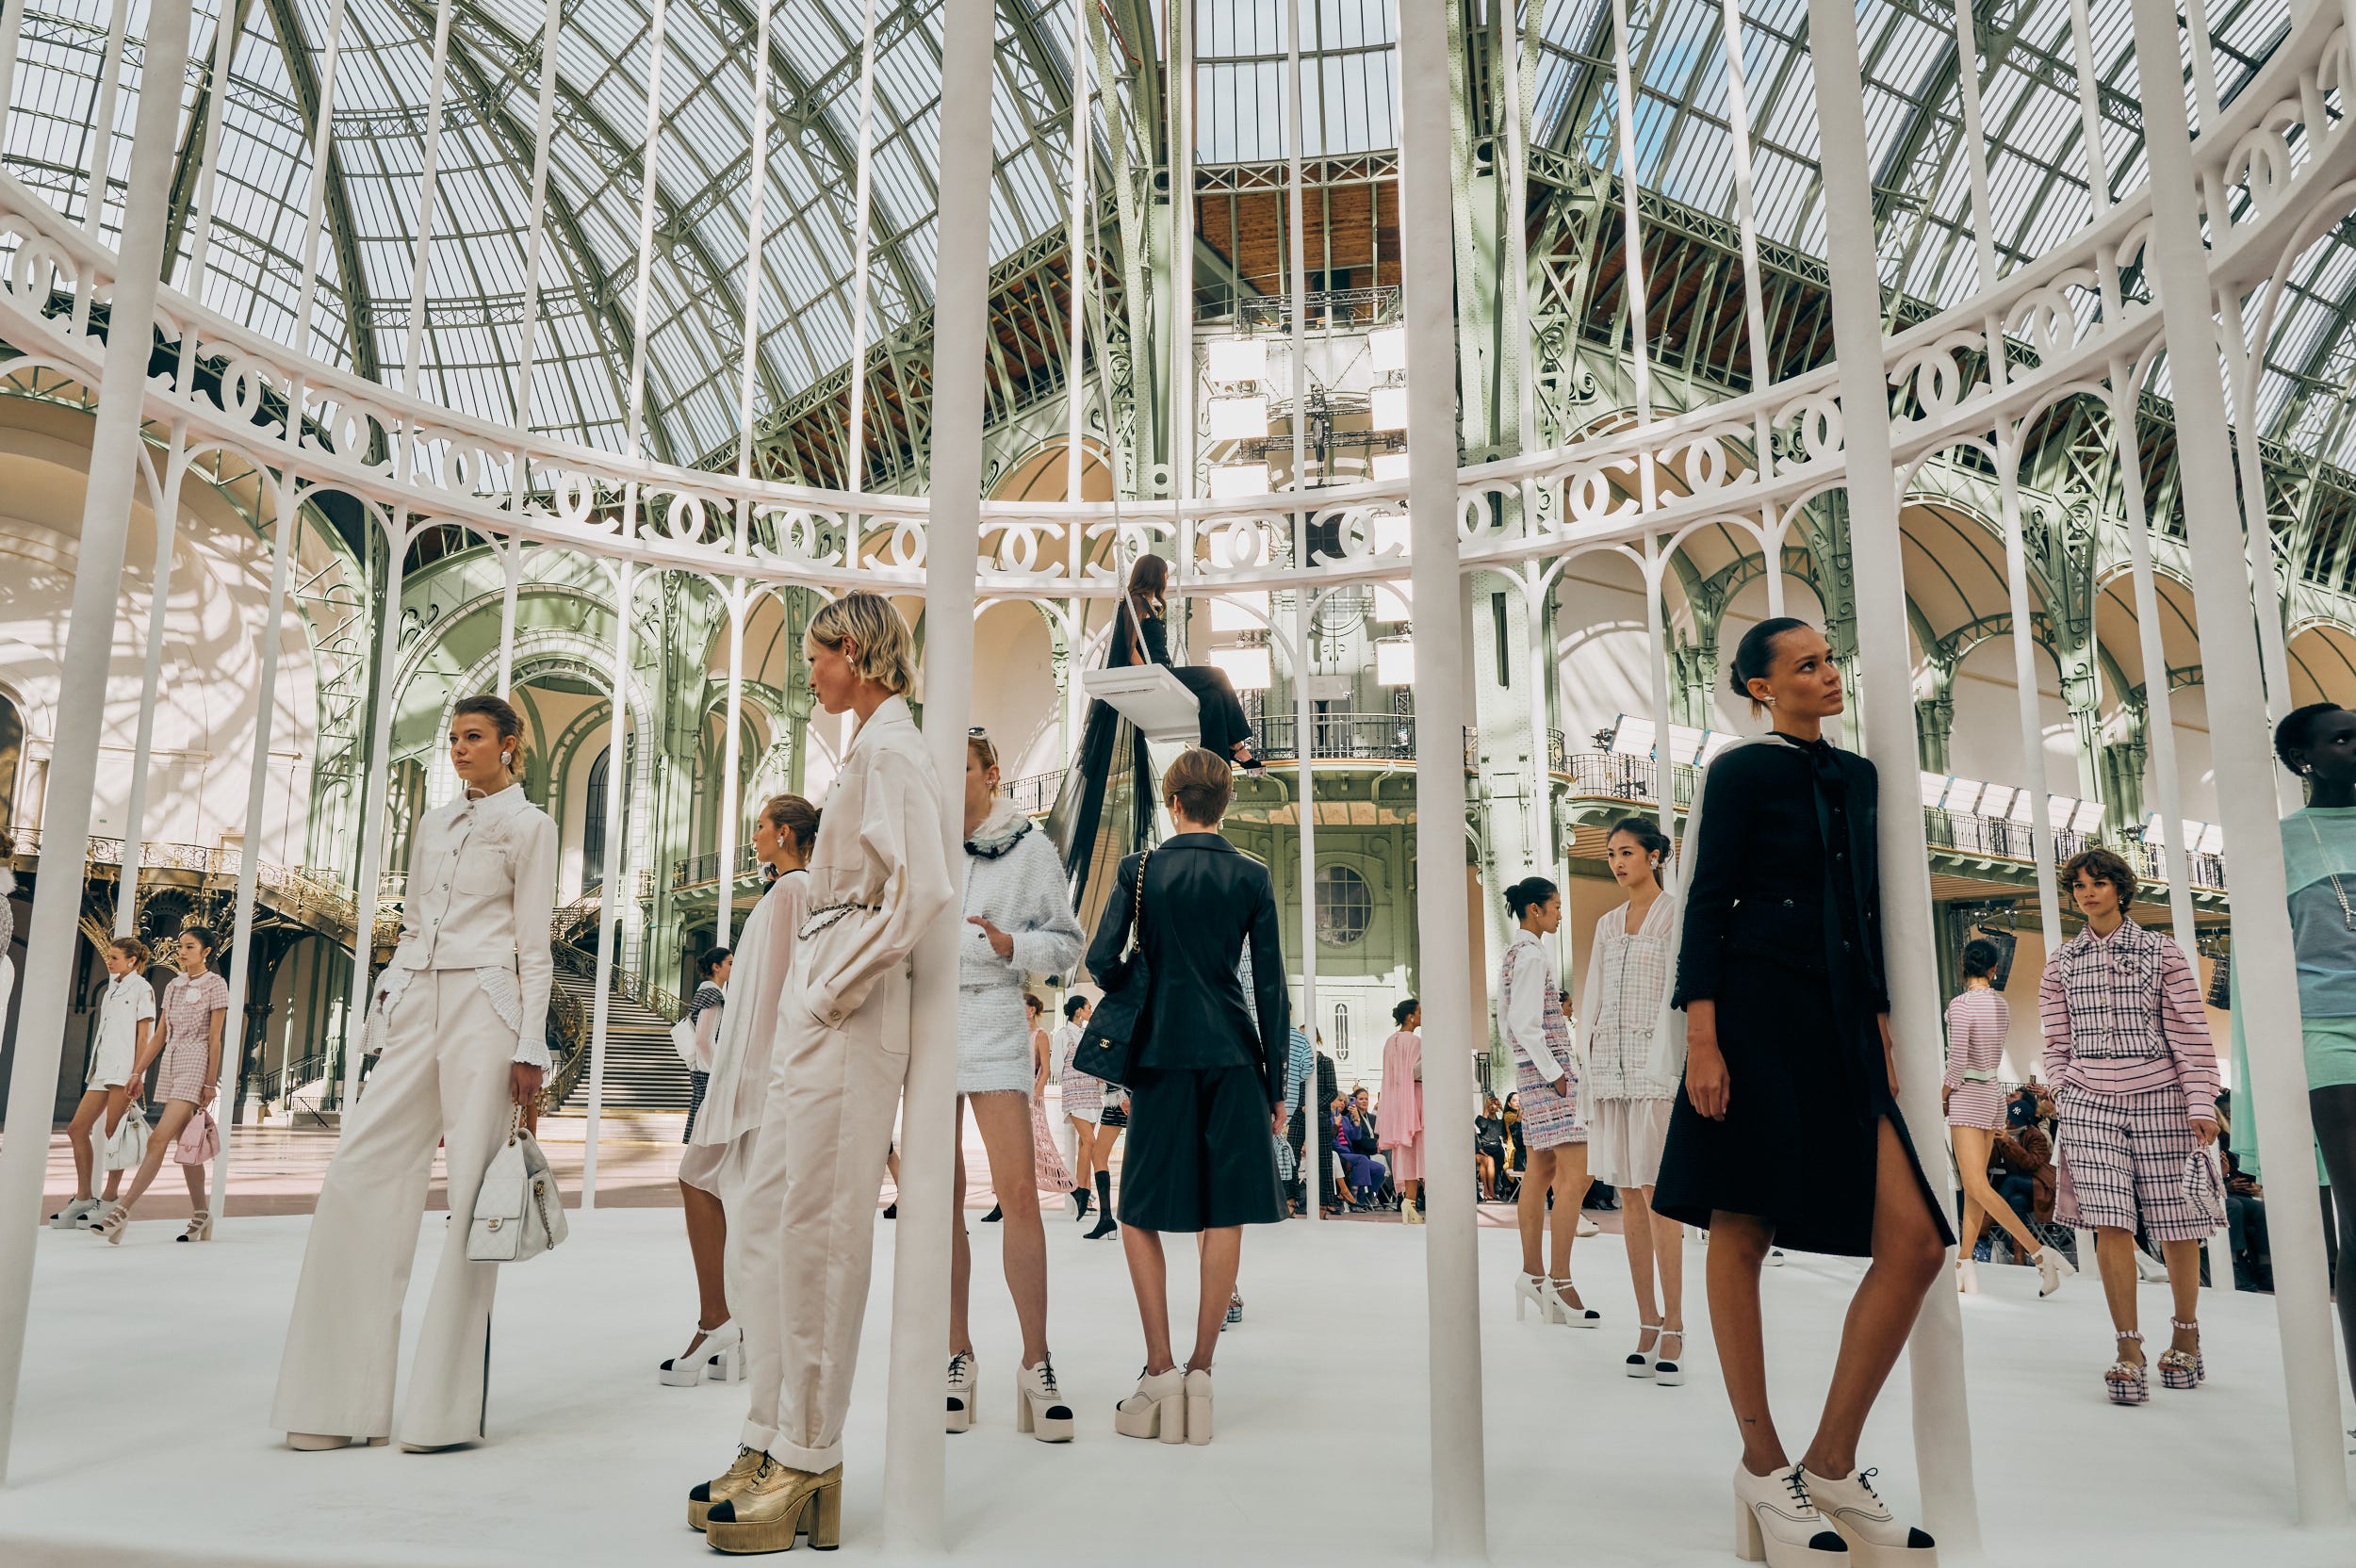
[466,1110,567,1263]
[669,1014,700,1070]
[103,1105,151,1171]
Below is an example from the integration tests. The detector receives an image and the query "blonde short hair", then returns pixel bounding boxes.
[805,591,917,696]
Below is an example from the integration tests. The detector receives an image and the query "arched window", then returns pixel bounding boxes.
[582,735,633,889]
[1331,1002,1352,1066]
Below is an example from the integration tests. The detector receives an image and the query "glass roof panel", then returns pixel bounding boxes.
[3,0,2349,480]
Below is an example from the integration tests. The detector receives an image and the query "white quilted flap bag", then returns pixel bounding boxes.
[467,1110,568,1263]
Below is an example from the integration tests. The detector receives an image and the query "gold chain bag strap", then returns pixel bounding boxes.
[1071,848,1153,1086]
[466,1106,569,1263]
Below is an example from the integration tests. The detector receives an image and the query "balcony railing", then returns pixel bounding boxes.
[10,827,402,949]
[1006,772,1061,816]
[1258,711,1418,760]
[671,844,758,890]
[1562,754,2230,893]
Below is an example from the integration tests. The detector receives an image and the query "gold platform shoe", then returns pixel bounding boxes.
[703,1461,843,1554]
[688,1446,772,1532]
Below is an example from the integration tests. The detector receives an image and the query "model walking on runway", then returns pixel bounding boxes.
[2040,847,2219,1406]
[95,925,228,1244]
[272,694,557,1451]
[1055,993,1118,1227]
[702,593,954,1554]
[1497,876,1598,1327]
[1943,939,2070,1297]
[1653,618,1949,1567]
[1578,817,1685,1382]
[51,935,151,1231]
[1379,1000,1426,1223]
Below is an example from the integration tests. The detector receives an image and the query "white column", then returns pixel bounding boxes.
[0,0,193,1483]
[715,596,746,946]
[1800,0,1981,1549]
[1398,0,1483,1554]
[1995,435,2065,951]
[880,0,993,1549]
[1283,0,1318,1221]
[582,563,634,1209]
[211,479,304,1219]
[338,523,409,1111]
[843,0,883,525]
[495,541,522,697]
[505,0,565,482]
[395,0,456,396]
[118,433,191,935]
[2129,0,2350,1524]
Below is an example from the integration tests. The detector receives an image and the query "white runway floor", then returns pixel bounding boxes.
[3,1207,2352,1566]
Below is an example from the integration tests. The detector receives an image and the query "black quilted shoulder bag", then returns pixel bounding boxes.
[1070,848,1152,1086]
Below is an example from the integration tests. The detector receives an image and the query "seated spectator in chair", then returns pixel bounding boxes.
[1476,1096,1509,1200]
[1331,1094,1387,1208]
[1990,1106,2056,1256]
[2222,1148,2271,1292]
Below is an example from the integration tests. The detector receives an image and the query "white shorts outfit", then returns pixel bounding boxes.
[88,972,155,1089]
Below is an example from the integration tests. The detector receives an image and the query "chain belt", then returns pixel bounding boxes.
[800,901,879,939]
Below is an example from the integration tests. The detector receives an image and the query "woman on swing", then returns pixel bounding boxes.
[1108,554,1266,773]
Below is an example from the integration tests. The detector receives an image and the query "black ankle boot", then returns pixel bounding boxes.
[981,1204,1004,1223]
[1073,1187,1091,1220]
[1086,1171,1118,1239]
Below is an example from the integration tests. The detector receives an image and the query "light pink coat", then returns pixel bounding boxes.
[1379,1028,1424,1180]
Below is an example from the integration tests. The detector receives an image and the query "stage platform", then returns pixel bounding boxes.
[2,1207,2349,1566]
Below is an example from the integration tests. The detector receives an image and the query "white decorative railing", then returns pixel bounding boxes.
[0,11,2345,605]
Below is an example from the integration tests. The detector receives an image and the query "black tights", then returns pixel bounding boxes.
[2312,1084,2356,1402]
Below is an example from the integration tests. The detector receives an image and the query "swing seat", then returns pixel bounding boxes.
[1083,665,1200,747]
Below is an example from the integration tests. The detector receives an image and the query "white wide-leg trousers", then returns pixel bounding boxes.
[734,972,908,1470]
[271,972,515,1446]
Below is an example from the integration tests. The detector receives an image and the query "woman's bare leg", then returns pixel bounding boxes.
[1121,1225,1174,1372]
[113,1100,197,1213]
[968,1090,1051,1365]
[1709,1212,1786,1475]
[950,1099,973,1353]
[1798,1119,1948,1479]
[65,1090,104,1200]
[1550,1141,1593,1283]
[2160,1238,2203,1361]
[679,1180,729,1338]
[1623,1180,1661,1326]
[1951,1125,2038,1261]
[182,1154,207,1214]
[1067,1116,1096,1190]
[1645,1187,1684,1330]
[1516,1147,1555,1276]
[1189,1227,1243,1371]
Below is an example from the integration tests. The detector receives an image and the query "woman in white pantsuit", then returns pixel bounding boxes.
[271,694,556,1453]
[699,592,955,1556]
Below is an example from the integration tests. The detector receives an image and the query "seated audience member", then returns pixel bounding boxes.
[2222,1147,2271,1292]
[1331,1095,1387,1208]
[1476,1096,1509,1200]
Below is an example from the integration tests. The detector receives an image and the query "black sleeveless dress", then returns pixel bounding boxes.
[1045,606,1255,933]
[1650,735,1955,1257]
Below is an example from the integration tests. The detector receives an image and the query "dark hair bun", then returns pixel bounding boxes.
[1504,875,1558,919]
[1961,938,2001,978]
[1393,997,1419,1026]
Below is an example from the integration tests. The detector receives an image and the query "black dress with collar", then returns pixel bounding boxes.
[1650,734,1955,1257]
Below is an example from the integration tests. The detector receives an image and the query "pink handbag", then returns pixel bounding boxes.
[175,1106,219,1167]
